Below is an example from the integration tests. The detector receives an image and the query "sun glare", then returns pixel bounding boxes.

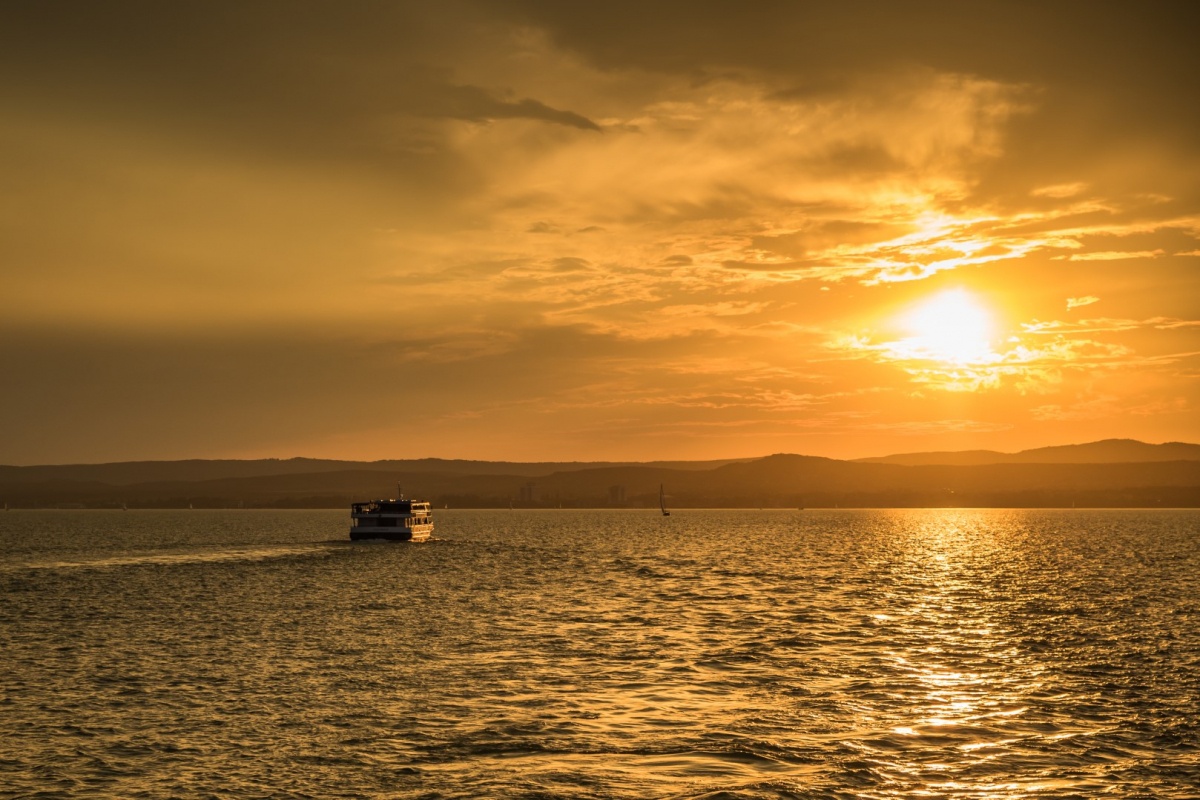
[898,289,996,364]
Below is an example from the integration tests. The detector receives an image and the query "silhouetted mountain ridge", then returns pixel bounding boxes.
[854,439,1200,466]
[1,440,1197,508]
[0,456,751,486]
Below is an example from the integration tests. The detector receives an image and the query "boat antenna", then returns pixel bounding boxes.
[397,483,404,500]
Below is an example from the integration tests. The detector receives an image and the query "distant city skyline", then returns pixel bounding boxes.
[2,2,1197,466]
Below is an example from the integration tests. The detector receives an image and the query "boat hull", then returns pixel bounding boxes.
[349,524,433,542]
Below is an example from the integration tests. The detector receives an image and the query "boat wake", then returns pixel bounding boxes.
[12,543,332,572]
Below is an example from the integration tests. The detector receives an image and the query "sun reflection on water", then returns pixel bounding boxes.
[4,509,1197,798]
[847,512,1055,797]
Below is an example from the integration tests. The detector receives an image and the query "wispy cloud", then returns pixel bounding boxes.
[856,419,1013,435]
[1022,316,1200,334]
[1063,249,1165,261]
[1032,394,1189,422]
[1032,182,1088,198]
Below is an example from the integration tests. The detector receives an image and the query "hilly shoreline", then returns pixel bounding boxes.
[2,439,1198,509]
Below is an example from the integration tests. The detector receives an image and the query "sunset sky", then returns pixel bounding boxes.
[3,1,1198,465]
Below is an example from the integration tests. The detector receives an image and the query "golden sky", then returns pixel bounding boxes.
[2,1,1198,464]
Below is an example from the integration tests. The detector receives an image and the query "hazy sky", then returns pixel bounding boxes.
[3,1,1198,465]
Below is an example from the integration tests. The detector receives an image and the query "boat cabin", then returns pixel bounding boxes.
[350,497,434,541]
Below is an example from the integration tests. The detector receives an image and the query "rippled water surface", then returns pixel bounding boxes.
[2,509,1198,798]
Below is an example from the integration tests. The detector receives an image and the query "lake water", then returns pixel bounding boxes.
[2,509,1198,798]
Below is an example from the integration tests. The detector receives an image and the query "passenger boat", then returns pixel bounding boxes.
[350,488,434,542]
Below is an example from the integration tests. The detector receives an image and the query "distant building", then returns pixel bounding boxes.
[519,482,539,503]
[608,485,626,505]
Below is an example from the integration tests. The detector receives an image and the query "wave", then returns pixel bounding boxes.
[11,543,333,572]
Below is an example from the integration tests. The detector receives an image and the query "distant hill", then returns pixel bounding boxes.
[2,441,1198,508]
[0,456,751,486]
[855,439,1200,466]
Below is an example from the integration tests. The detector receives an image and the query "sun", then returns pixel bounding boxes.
[897,289,996,365]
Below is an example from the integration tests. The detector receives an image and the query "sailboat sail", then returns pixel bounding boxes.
[659,484,671,516]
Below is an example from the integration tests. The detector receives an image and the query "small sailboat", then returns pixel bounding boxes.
[659,484,671,517]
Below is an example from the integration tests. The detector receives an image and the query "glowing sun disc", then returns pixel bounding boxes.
[900,289,995,364]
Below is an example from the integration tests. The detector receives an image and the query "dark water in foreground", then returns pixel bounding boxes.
[2,509,1198,799]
